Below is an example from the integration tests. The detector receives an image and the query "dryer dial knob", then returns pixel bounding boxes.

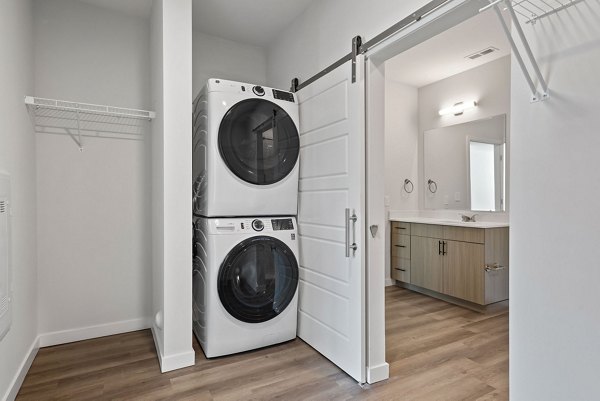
[252,219,264,231]
[253,86,265,96]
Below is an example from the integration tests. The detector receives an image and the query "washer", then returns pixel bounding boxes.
[193,79,300,218]
[193,216,299,358]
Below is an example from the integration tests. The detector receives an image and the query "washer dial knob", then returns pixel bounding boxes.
[253,86,265,96]
[252,219,264,231]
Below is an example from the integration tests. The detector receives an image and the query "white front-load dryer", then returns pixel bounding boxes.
[193,216,299,358]
[193,79,300,218]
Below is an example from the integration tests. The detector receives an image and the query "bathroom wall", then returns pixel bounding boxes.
[192,30,267,96]
[33,0,153,341]
[0,0,37,399]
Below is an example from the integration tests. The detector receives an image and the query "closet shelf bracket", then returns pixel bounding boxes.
[481,0,574,102]
[24,96,156,151]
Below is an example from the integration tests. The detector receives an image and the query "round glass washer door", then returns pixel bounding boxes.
[217,236,299,323]
[218,99,299,185]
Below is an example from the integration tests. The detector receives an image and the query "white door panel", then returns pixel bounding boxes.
[296,57,366,383]
[298,80,348,133]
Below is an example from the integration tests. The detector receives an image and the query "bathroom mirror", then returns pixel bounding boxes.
[424,114,506,211]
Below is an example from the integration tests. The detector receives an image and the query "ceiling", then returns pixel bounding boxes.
[76,0,315,47]
[385,9,511,88]
[77,0,153,19]
[191,0,315,47]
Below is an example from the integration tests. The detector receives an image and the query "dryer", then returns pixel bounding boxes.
[193,216,299,358]
[193,79,300,218]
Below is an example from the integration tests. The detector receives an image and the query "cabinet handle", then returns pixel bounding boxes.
[394,227,407,230]
[484,263,506,272]
[443,241,447,255]
[395,268,406,272]
[394,244,406,248]
[438,240,442,255]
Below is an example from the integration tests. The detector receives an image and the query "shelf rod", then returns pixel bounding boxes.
[493,5,540,100]
[75,109,83,151]
[504,0,549,95]
[527,0,584,23]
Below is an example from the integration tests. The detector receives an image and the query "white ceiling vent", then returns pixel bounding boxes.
[466,47,499,60]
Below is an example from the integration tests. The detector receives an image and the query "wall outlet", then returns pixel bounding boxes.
[455,192,461,202]
[384,195,390,207]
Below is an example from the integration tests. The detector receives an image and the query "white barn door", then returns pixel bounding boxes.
[296,56,366,383]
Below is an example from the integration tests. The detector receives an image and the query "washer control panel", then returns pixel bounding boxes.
[214,218,295,233]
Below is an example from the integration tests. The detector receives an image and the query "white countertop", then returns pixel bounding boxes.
[390,216,509,229]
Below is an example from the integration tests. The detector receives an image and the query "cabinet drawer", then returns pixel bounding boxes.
[391,257,410,283]
[411,223,443,238]
[443,226,484,244]
[391,235,410,258]
[391,221,410,235]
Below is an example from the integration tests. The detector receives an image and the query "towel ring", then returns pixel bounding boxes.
[427,179,438,193]
[403,179,414,193]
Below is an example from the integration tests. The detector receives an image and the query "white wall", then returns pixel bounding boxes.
[384,79,420,211]
[267,0,433,89]
[418,56,510,211]
[0,0,37,399]
[510,3,600,400]
[33,0,152,337]
[192,31,266,96]
[150,0,195,373]
[383,79,418,283]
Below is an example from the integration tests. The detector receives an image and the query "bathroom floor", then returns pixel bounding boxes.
[16,287,508,400]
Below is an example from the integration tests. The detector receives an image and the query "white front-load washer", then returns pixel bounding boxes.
[193,216,299,358]
[193,79,300,218]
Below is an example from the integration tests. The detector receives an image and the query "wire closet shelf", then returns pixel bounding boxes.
[25,96,156,151]
[511,0,584,24]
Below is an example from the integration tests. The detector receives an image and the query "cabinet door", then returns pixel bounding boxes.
[443,240,485,304]
[410,236,443,292]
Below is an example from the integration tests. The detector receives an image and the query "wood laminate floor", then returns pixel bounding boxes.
[17,286,508,400]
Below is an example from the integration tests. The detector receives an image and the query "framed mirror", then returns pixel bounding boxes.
[424,114,506,211]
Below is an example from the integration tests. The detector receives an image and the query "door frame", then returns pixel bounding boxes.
[363,0,486,384]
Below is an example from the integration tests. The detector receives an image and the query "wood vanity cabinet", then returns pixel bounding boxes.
[391,221,508,306]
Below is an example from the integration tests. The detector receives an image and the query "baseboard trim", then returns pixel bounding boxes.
[396,282,509,313]
[38,317,151,348]
[3,336,39,401]
[159,349,195,373]
[151,325,195,373]
[384,277,395,287]
[367,362,389,384]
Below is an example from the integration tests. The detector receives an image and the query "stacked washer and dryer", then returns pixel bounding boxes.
[192,79,301,358]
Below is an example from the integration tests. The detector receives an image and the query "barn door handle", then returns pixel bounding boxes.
[345,208,358,257]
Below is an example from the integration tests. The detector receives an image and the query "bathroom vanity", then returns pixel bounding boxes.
[390,217,509,309]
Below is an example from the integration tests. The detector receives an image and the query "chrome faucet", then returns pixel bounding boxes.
[460,213,478,222]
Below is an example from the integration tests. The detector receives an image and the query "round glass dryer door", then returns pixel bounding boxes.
[218,236,299,323]
[218,99,299,185]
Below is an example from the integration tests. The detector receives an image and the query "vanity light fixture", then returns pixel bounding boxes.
[439,100,478,116]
